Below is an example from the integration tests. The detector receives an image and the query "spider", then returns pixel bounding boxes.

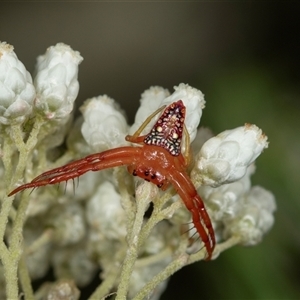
[9,100,215,260]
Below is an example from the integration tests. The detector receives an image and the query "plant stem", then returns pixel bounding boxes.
[133,240,189,300]
[116,182,153,300]
[2,257,19,300]
[25,228,53,256]
[137,197,182,249]
[187,235,241,265]
[19,255,34,300]
[0,196,13,244]
[1,119,43,299]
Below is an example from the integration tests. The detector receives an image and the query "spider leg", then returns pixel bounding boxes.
[170,170,215,260]
[31,148,134,183]
[182,124,192,167]
[190,197,215,260]
[125,104,166,144]
[8,147,141,196]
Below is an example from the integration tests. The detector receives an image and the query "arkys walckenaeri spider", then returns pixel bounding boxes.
[8,100,215,260]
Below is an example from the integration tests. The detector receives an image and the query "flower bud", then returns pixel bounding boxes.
[0,42,35,125]
[34,43,83,120]
[86,181,127,240]
[48,203,86,246]
[129,86,170,135]
[24,224,51,280]
[80,95,128,151]
[193,124,268,187]
[46,279,80,300]
[52,247,97,287]
[223,185,276,245]
[199,164,255,222]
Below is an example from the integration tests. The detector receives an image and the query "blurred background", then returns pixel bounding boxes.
[1,3,300,299]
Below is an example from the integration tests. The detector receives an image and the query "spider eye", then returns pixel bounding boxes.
[172,132,178,139]
[156,126,163,132]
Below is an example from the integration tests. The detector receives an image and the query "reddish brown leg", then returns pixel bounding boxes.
[8,147,142,196]
[32,147,139,182]
[169,170,215,260]
[190,196,215,259]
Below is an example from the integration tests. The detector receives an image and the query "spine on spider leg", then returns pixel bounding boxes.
[170,170,215,260]
[31,147,139,182]
[8,147,142,196]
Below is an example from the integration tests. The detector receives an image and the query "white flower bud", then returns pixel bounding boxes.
[223,186,276,245]
[198,164,255,222]
[24,224,51,280]
[52,247,97,287]
[86,181,127,240]
[0,42,35,124]
[129,86,170,135]
[46,279,80,300]
[191,127,214,154]
[193,124,268,187]
[34,43,83,120]
[66,116,91,156]
[48,203,86,246]
[68,248,97,287]
[80,95,128,151]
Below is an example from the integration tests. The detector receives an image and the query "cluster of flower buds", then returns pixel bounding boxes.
[0,42,82,126]
[0,42,276,300]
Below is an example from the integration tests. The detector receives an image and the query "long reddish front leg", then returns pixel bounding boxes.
[170,169,215,260]
[8,147,142,196]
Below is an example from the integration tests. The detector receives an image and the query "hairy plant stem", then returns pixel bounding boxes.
[133,239,189,300]
[116,168,136,234]
[0,196,13,249]
[0,118,43,299]
[2,257,19,300]
[19,255,34,300]
[133,237,240,299]
[25,228,53,256]
[138,193,182,249]
[116,182,154,300]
